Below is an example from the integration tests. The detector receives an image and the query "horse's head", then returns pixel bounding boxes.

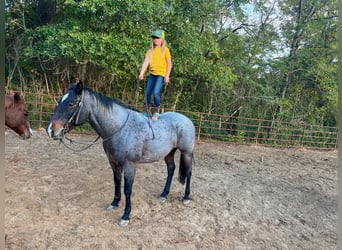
[5,92,33,140]
[46,80,86,140]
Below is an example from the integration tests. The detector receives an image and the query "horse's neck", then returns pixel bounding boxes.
[86,95,129,138]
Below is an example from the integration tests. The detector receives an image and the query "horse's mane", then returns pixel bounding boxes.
[84,87,139,112]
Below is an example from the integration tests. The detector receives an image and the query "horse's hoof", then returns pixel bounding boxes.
[118,219,130,227]
[159,196,167,203]
[183,199,190,205]
[106,205,118,211]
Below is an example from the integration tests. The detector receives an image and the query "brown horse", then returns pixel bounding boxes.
[5,90,32,139]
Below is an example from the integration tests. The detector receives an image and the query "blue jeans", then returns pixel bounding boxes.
[145,74,164,108]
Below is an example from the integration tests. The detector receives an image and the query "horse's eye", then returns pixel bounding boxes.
[69,102,77,107]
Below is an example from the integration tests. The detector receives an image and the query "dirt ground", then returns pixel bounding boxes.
[5,129,338,249]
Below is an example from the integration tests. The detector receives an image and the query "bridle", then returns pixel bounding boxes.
[64,88,85,133]
[60,87,131,151]
[59,88,101,152]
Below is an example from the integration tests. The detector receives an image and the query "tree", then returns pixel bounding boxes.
[275,0,338,125]
[5,0,337,128]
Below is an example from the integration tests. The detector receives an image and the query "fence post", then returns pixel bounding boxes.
[300,123,307,147]
[197,113,203,141]
[38,93,44,129]
[256,119,261,144]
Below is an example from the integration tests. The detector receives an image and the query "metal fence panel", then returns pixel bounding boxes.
[18,91,338,149]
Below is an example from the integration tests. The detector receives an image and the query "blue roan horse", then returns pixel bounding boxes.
[47,81,195,227]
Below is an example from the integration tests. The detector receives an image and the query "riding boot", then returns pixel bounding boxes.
[152,106,160,121]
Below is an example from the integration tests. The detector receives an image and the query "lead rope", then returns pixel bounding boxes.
[142,79,155,139]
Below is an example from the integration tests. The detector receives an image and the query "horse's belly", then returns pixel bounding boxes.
[106,137,176,163]
[139,138,176,163]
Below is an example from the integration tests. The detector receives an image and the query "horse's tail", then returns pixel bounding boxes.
[178,152,193,185]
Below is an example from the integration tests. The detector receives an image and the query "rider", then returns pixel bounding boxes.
[139,29,172,120]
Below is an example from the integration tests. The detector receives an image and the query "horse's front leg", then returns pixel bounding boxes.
[119,162,136,227]
[107,163,122,211]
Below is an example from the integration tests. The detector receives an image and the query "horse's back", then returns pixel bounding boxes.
[160,112,196,151]
[161,112,195,132]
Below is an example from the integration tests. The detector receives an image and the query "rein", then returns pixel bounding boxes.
[60,89,132,151]
[60,135,101,152]
[140,79,155,139]
[102,110,131,142]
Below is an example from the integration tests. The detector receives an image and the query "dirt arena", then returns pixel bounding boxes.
[5,129,338,249]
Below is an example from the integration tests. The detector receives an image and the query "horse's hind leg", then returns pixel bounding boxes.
[160,148,177,202]
[179,152,193,204]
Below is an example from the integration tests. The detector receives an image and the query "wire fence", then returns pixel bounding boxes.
[178,110,338,149]
[20,91,338,149]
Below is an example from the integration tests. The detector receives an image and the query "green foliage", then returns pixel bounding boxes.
[5,0,338,131]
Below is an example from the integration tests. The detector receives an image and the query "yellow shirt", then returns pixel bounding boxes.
[146,47,171,77]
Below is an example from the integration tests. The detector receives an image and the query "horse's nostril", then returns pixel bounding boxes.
[47,121,67,139]
[50,127,65,139]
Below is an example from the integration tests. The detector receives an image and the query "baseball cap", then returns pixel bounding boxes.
[151,29,165,39]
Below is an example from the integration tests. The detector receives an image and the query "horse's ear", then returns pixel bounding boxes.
[76,80,83,94]
[13,93,21,102]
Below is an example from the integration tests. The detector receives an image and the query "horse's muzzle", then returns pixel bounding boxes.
[21,128,33,140]
[46,123,66,140]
